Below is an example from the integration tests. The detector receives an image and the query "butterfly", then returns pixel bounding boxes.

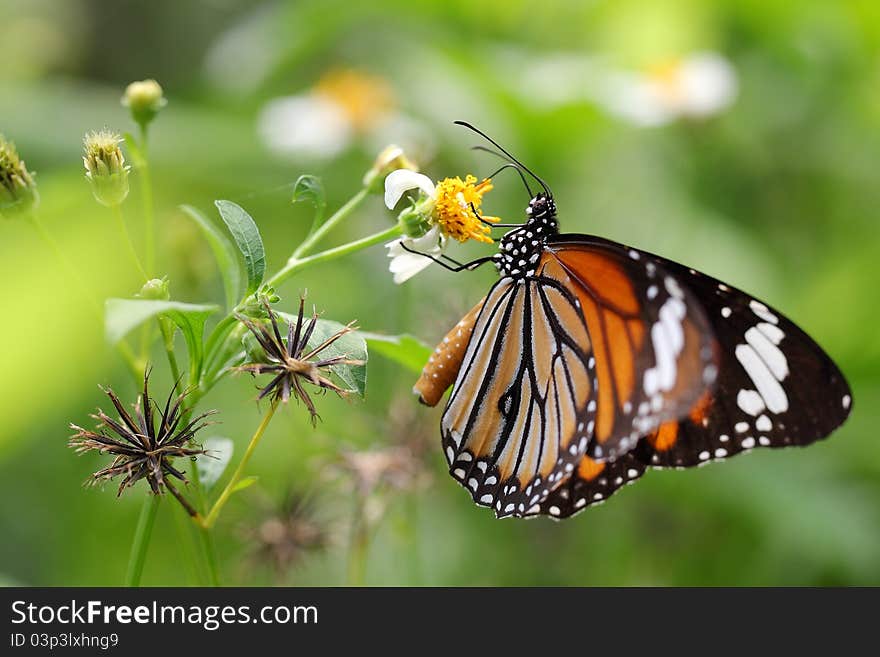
[412,122,852,519]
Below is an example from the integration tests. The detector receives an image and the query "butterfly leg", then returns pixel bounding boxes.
[399,242,494,272]
[469,202,522,228]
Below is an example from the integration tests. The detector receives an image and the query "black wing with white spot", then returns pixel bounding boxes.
[634,259,851,469]
[524,453,647,519]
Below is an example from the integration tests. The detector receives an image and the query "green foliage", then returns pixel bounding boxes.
[214,200,266,298]
[361,333,432,375]
[292,175,327,228]
[105,298,219,373]
[196,437,234,490]
[180,205,242,311]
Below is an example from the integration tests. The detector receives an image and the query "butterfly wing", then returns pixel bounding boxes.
[523,453,647,519]
[632,257,852,468]
[539,235,718,461]
[441,276,597,518]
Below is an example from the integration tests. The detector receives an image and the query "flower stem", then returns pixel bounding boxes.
[28,213,142,381]
[198,400,279,530]
[269,223,401,289]
[159,319,181,384]
[138,126,156,276]
[111,205,148,280]
[292,187,369,259]
[347,498,371,586]
[125,494,160,586]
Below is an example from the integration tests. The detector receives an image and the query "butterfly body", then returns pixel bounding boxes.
[415,123,852,519]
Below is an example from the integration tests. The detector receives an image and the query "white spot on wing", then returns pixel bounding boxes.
[749,300,778,324]
[735,344,789,413]
[737,389,765,417]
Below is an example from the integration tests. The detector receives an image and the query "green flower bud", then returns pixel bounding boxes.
[83,130,130,207]
[398,201,433,238]
[136,277,170,300]
[122,79,167,129]
[0,134,39,219]
[363,144,418,193]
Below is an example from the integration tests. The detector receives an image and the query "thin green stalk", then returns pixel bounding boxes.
[292,187,369,259]
[159,319,181,384]
[186,457,220,586]
[125,494,161,586]
[28,213,142,380]
[347,498,370,586]
[111,205,148,280]
[170,503,203,586]
[138,125,156,275]
[269,223,401,289]
[199,400,278,530]
[198,526,220,587]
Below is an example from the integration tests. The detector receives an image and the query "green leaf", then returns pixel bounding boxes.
[105,298,219,372]
[278,313,368,397]
[214,200,266,297]
[196,437,234,490]
[292,175,326,226]
[361,332,432,374]
[180,205,242,311]
[231,476,259,493]
[122,132,145,168]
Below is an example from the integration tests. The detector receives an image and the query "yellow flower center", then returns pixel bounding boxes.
[314,69,395,131]
[432,175,499,243]
[646,58,686,103]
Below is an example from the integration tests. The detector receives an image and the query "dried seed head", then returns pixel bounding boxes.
[236,297,362,423]
[68,370,215,515]
[82,129,130,207]
[0,134,38,219]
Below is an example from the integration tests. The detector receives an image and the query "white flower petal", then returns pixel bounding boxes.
[257,95,352,159]
[677,53,738,117]
[385,227,446,284]
[384,170,435,209]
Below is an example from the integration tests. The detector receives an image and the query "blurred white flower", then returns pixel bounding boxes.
[259,95,352,159]
[515,51,737,127]
[603,53,738,126]
[258,69,401,160]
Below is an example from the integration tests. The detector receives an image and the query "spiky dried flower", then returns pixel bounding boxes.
[245,491,331,575]
[69,371,215,516]
[236,298,362,423]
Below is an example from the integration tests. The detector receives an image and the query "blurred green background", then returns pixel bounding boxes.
[1,0,879,586]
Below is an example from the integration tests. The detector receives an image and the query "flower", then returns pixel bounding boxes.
[69,372,214,516]
[602,53,738,126]
[236,298,362,423]
[243,490,331,575]
[386,225,445,284]
[515,51,737,127]
[383,169,499,283]
[0,134,38,219]
[362,144,418,192]
[257,69,396,160]
[122,79,167,128]
[82,129,130,207]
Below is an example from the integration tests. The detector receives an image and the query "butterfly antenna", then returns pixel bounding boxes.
[454,120,552,197]
[481,158,534,197]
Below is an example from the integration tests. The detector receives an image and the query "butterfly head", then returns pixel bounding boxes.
[526,192,557,222]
